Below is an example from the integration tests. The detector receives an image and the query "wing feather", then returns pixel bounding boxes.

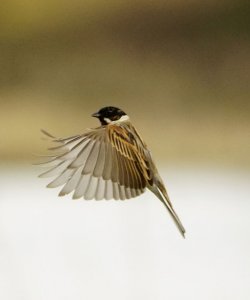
[112,182,120,200]
[95,177,106,200]
[47,168,74,188]
[59,167,83,196]
[110,147,119,183]
[39,160,73,178]
[102,141,113,180]
[116,149,125,186]
[85,176,99,200]
[118,185,126,200]
[122,154,130,187]
[69,140,94,168]
[73,175,90,199]
[125,187,132,199]
[49,136,86,151]
[39,126,147,200]
[105,180,113,200]
[93,136,106,177]
[82,139,100,174]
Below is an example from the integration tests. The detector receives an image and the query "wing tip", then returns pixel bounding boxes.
[58,191,66,197]
[41,129,55,139]
[72,193,82,200]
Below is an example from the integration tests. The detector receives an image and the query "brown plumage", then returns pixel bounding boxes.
[39,106,186,237]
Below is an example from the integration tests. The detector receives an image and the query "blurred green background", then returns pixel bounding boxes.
[1,0,249,166]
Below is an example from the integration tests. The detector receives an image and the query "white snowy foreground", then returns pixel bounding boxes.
[1,165,250,300]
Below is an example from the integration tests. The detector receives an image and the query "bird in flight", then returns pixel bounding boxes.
[39,106,186,237]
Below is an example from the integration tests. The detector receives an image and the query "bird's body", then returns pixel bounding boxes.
[39,106,185,237]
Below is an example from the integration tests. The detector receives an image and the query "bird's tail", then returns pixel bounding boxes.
[148,183,186,238]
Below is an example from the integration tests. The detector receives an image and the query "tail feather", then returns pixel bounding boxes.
[149,184,186,238]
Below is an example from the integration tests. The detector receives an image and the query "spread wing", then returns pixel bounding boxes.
[39,126,147,200]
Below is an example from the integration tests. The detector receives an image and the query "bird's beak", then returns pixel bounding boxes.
[92,112,100,118]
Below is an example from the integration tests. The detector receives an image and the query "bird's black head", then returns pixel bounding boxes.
[92,106,127,125]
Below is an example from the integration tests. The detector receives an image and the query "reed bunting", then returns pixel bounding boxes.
[39,106,185,237]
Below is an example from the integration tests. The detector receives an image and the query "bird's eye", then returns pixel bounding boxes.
[111,115,120,121]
